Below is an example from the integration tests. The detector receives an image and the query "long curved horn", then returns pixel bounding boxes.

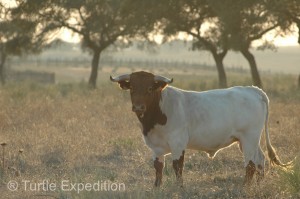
[154,75,173,84]
[110,74,130,82]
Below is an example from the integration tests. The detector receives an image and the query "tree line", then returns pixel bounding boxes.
[0,0,299,88]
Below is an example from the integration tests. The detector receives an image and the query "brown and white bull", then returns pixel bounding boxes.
[110,71,290,187]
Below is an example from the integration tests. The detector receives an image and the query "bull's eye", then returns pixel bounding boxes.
[148,87,153,93]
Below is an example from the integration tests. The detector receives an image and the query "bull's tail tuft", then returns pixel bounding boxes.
[267,143,294,167]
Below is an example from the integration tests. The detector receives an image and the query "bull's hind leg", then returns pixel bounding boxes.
[240,134,265,184]
[244,147,265,184]
[245,160,256,184]
[255,146,265,182]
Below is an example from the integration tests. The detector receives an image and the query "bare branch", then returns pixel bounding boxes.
[249,23,279,41]
[77,7,87,27]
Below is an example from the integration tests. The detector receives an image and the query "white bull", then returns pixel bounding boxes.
[110,71,290,187]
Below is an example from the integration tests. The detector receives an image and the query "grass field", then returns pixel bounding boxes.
[0,67,299,199]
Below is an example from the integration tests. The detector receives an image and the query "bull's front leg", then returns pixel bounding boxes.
[172,150,185,186]
[153,156,164,187]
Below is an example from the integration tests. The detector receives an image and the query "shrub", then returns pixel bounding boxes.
[279,160,300,196]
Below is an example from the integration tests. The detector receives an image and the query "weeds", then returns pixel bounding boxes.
[0,73,299,198]
[279,159,300,197]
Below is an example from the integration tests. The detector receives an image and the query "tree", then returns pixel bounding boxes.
[213,0,280,88]
[265,0,300,44]
[159,0,228,88]
[0,2,43,85]
[15,0,153,88]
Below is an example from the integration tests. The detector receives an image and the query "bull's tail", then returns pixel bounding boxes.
[259,88,293,167]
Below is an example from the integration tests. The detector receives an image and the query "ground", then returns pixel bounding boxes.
[0,67,299,199]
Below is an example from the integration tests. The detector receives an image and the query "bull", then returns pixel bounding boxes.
[110,71,290,187]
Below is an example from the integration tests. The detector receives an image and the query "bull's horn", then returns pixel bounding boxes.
[110,74,130,82]
[154,75,173,84]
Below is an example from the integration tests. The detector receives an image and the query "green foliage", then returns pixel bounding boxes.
[279,160,300,196]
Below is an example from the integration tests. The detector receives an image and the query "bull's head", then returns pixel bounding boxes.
[110,71,173,118]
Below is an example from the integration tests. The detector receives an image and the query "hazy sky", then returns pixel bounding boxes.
[59,28,299,47]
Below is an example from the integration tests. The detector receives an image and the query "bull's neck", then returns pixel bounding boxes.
[138,91,167,136]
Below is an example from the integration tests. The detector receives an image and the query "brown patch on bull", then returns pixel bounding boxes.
[173,151,185,186]
[129,72,168,136]
[138,92,167,135]
[244,160,256,185]
[154,158,163,187]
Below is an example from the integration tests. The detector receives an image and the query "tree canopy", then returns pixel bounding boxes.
[154,0,289,88]
[157,0,229,87]
[14,0,154,88]
[0,1,44,85]
[266,0,300,44]
[2,0,299,88]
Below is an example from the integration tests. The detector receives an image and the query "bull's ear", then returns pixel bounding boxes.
[153,81,168,91]
[118,80,130,90]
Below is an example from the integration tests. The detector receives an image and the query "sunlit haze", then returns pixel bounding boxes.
[252,26,299,47]
[58,28,81,43]
[59,27,299,47]
[1,0,16,7]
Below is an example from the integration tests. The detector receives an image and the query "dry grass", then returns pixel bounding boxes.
[0,72,299,199]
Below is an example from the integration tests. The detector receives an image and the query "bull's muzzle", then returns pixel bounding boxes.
[132,104,146,118]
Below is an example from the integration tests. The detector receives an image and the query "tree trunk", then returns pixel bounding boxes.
[0,51,6,85]
[296,22,300,44]
[88,49,101,88]
[211,52,228,88]
[240,49,262,88]
[298,74,300,91]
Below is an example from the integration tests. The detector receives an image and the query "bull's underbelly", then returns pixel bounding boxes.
[144,127,240,158]
[186,128,240,156]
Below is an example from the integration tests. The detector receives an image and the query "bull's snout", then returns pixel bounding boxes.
[132,104,146,117]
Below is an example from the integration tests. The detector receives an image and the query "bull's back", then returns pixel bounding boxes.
[162,86,267,151]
